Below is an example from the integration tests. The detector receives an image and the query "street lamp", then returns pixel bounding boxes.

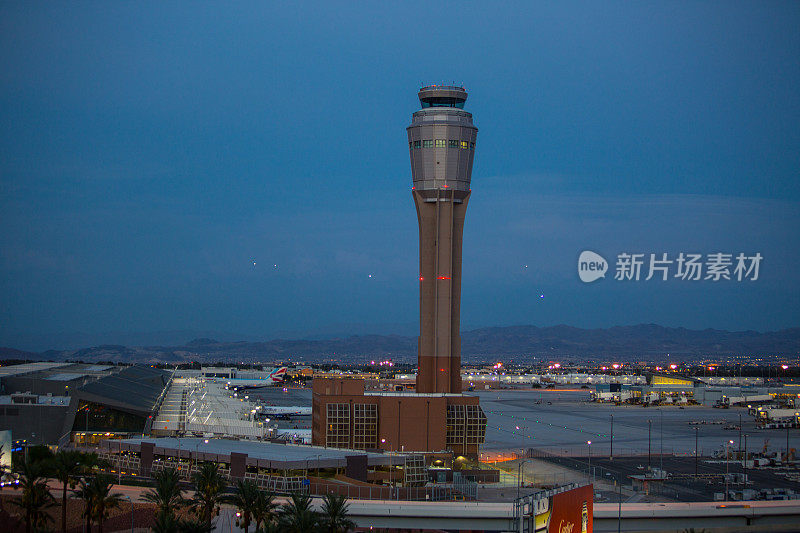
[744,434,749,491]
[659,409,664,473]
[695,427,699,478]
[515,425,527,459]
[739,413,743,452]
[381,438,395,491]
[587,441,592,485]
[610,414,614,460]
[725,439,733,501]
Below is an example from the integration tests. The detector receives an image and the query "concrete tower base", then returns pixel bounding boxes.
[414,188,470,394]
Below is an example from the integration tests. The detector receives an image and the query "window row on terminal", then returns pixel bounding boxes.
[410,140,475,150]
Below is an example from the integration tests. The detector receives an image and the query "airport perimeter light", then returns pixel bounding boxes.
[587,441,593,485]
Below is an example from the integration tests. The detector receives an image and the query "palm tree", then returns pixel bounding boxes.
[152,510,179,533]
[319,493,355,533]
[88,474,124,533]
[79,451,108,473]
[251,489,278,531]
[277,492,319,533]
[256,521,285,533]
[224,479,261,533]
[178,517,214,533]
[11,460,56,533]
[69,448,113,533]
[190,462,227,527]
[48,449,85,533]
[153,514,213,533]
[142,467,186,519]
[73,477,95,533]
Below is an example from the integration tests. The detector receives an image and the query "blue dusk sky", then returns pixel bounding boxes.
[1,2,798,350]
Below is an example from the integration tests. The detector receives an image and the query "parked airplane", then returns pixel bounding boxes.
[258,405,312,416]
[223,367,287,391]
[274,428,311,444]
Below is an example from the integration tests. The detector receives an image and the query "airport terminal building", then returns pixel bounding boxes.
[0,362,170,447]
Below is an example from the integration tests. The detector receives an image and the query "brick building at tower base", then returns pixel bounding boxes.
[311,378,486,458]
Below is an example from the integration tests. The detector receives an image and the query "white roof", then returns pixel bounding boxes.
[0,362,69,376]
[107,436,402,469]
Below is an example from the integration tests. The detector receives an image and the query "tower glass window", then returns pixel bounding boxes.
[326,403,351,448]
[445,404,466,446]
[413,140,421,149]
[449,140,459,148]
[422,140,433,148]
[465,405,487,445]
[353,403,378,449]
[435,139,446,147]
[460,141,469,149]
[420,97,465,109]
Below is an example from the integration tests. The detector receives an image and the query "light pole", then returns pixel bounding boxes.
[381,438,395,493]
[610,414,614,460]
[647,419,652,470]
[695,427,699,478]
[739,413,743,452]
[587,441,592,485]
[744,434,748,491]
[787,425,791,462]
[725,439,733,501]
[516,424,528,495]
[659,410,663,473]
[515,425,527,459]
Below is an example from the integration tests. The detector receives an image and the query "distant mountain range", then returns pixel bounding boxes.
[1,324,798,364]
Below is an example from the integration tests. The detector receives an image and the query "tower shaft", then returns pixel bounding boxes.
[414,188,469,393]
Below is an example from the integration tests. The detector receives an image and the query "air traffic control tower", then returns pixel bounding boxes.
[408,86,477,394]
[311,86,486,459]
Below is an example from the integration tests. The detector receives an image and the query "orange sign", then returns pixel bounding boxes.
[547,485,592,533]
